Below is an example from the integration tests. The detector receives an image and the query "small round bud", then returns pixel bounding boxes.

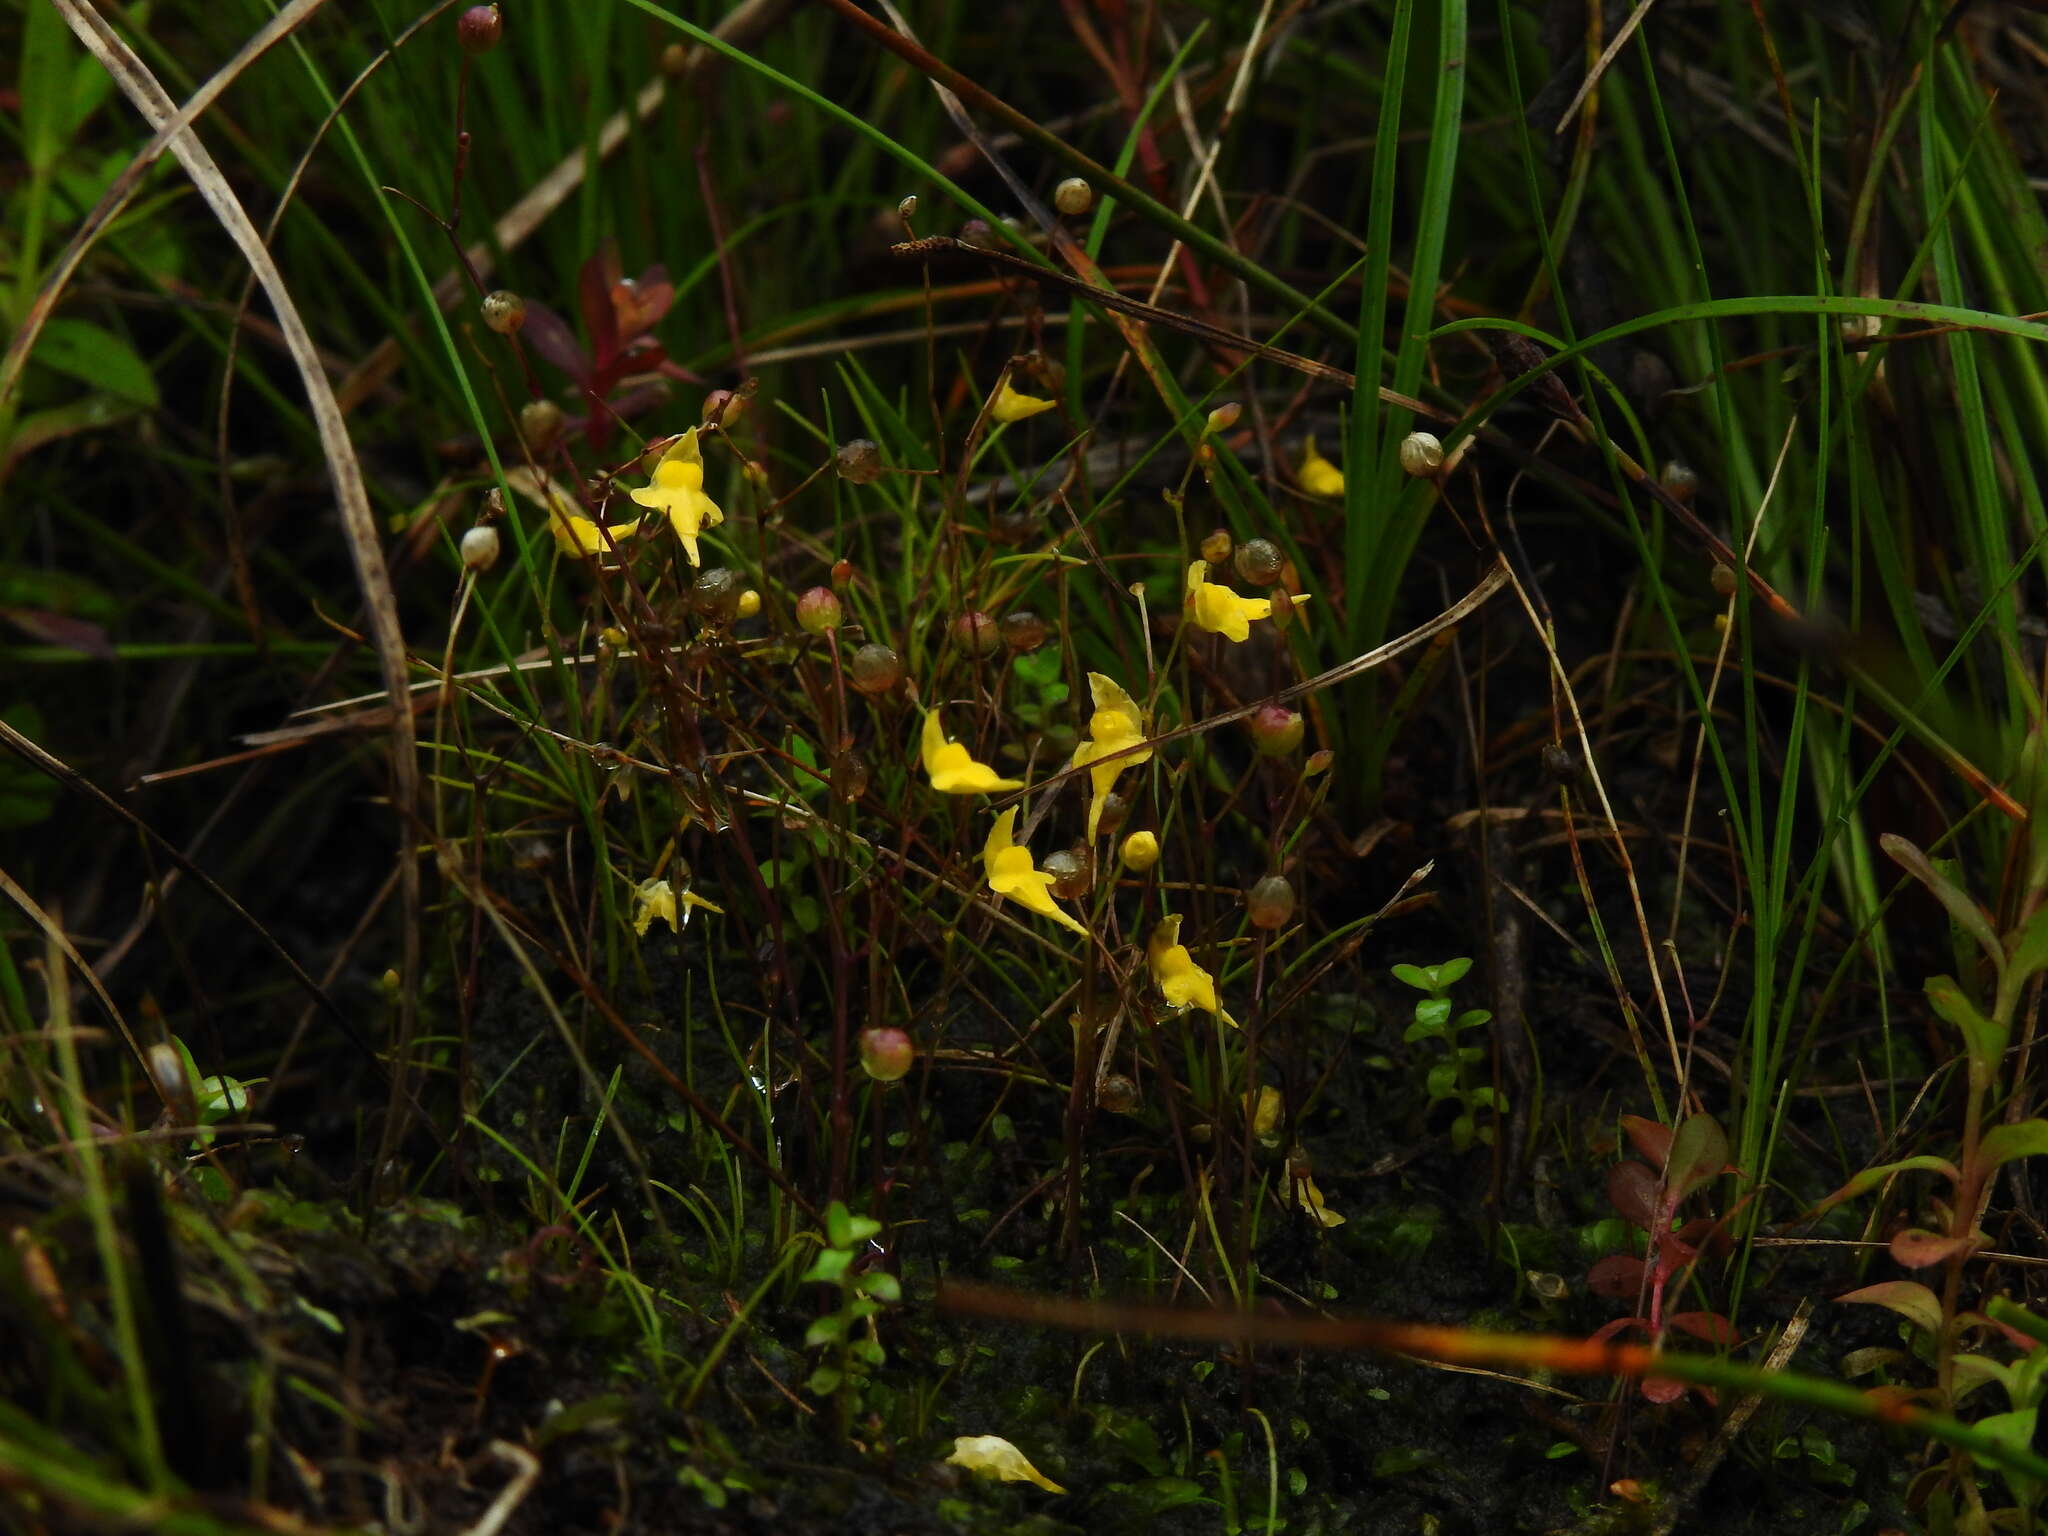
[1235,538,1284,587]
[519,397,564,450]
[858,1026,914,1082]
[1248,704,1304,757]
[796,587,842,635]
[1054,177,1093,216]
[830,559,854,588]
[1713,612,1731,636]
[951,610,1001,658]
[1541,741,1577,784]
[659,42,689,76]
[1097,1074,1139,1114]
[1247,874,1296,931]
[1398,430,1444,477]
[702,389,744,429]
[460,524,500,573]
[1710,562,1737,598]
[1206,402,1241,435]
[457,4,503,55]
[1119,830,1160,872]
[999,611,1050,652]
[737,589,761,619]
[1200,528,1233,565]
[480,290,526,335]
[834,438,882,484]
[1042,847,1091,901]
[830,748,870,801]
[1661,460,1699,505]
[690,566,742,623]
[1303,749,1334,778]
[897,194,918,222]
[848,642,903,695]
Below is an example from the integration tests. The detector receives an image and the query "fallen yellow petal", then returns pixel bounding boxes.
[946,1435,1066,1493]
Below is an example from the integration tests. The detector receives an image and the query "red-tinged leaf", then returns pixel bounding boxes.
[0,606,114,659]
[613,270,674,336]
[1805,1155,1960,1219]
[1840,1280,1943,1334]
[521,303,590,383]
[1588,1315,1648,1344]
[580,245,621,362]
[1606,1161,1661,1229]
[1641,1374,1685,1405]
[1888,1227,1978,1270]
[1978,1120,2048,1173]
[1588,1255,1647,1301]
[1620,1114,1671,1167]
[1669,1311,1739,1347]
[1668,1113,1729,1197]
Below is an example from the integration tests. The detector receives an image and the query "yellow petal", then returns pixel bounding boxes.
[1246,1085,1283,1143]
[1298,435,1345,497]
[1147,915,1236,1027]
[553,509,641,558]
[628,431,723,565]
[632,879,678,936]
[983,808,1087,935]
[924,711,1024,794]
[991,378,1056,423]
[946,1435,1066,1493]
[1294,1172,1346,1227]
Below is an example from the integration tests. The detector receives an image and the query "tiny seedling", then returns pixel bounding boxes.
[1392,958,1502,1151]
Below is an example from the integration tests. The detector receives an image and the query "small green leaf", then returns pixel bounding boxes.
[801,1249,853,1285]
[1434,957,1473,987]
[32,319,159,408]
[1390,963,1433,992]
[2008,906,2048,988]
[1978,1120,2048,1173]
[1926,975,2007,1079]
[803,1314,846,1347]
[1884,835,2002,976]
[857,1270,901,1303]
[805,1366,842,1395]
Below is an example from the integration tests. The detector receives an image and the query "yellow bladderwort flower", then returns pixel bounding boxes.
[922,710,1024,795]
[946,1435,1066,1493]
[629,426,724,566]
[1246,1084,1284,1146]
[1068,673,1152,841]
[1147,914,1236,1028]
[547,490,639,559]
[1298,435,1345,497]
[990,377,1056,423]
[983,807,1087,935]
[1185,562,1307,643]
[1292,1170,1345,1227]
[632,877,724,936]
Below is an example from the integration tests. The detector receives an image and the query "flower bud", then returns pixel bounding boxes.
[1248,704,1304,757]
[897,194,918,222]
[659,42,689,76]
[1247,874,1296,931]
[848,642,902,695]
[1119,830,1160,871]
[1235,538,1284,587]
[952,610,1001,658]
[999,611,1049,652]
[835,438,882,484]
[519,397,564,450]
[1206,401,1241,435]
[1303,748,1334,778]
[1054,177,1093,215]
[1043,847,1091,901]
[737,588,761,619]
[830,558,854,588]
[457,4,503,55]
[690,566,741,622]
[480,290,526,335]
[1398,431,1444,477]
[460,524,500,572]
[1709,562,1737,598]
[1200,528,1233,565]
[859,1026,915,1082]
[796,586,842,635]
[702,389,744,430]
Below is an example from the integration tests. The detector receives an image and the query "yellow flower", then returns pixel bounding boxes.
[632,877,723,936]
[1119,830,1160,871]
[1292,1170,1345,1227]
[1147,914,1235,1028]
[923,710,1024,795]
[991,377,1056,423]
[945,1435,1066,1494]
[1068,673,1152,841]
[629,427,724,566]
[1186,562,1298,643]
[983,807,1087,935]
[547,491,640,559]
[1298,435,1345,497]
[1246,1084,1283,1145]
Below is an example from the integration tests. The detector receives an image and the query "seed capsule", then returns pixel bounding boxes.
[519,398,563,450]
[835,439,882,484]
[848,643,903,695]
[952,610,1001,658]
[1206,402,1241,434]
[690,566,741,623]
[1248,704,1304,757]
[1398,431,1444,477]
[859,1026,914,1082]
[1235,538,1284,587]
[1054,177,1094,215]
[1097,1074,1139,1114]
[1247,874,1296,931]
[1200,528,1233,565]
[999,611,1050,652]
[1043,847,1091,901]
[460,525,500,572]
[1710,562,1737,598]
[796,587,842,635]
[457,4,503,54]
[737,589,761,619]
[480,290,526,335]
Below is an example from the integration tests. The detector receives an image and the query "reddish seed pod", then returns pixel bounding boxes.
[1235,538,1284,587]
[1043,847,1091,902]
[457,4,503,54]
[796,587,842,635]
[690,567,741,623]
[830,748,870,800]
[1710,562,1737,598]
[480,290,526,335]
[952,610,1001,658]
[830,559,854,588]
[835,439,882,484]
[1097,1074,1139,1114]
[859,1026,914,1082]
[1000,611,1049,652]
[1247,874,1296,931]
[848,643,903,695]
[1200,528,1233,565]
[1248,704,1304,757]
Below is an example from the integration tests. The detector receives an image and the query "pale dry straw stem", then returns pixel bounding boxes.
[0,0,335,425]
[1553,0,1662,136]
[1500,562,1687,1096]
[1666,413,1798,952]
[53,0,425,1161]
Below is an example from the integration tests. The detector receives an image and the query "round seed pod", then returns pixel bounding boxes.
[1248,704,1304,757]
[519,397,564,450]
[1092,790,1131,838]
[460,525,500,572]
[796,587,842,635]
[835,439,882,484]
[1235,538,1285,587]
[1043,847,1090,902]
[480,290,526,335]
[1661,460,1699,505]
[830,748,870,801]
[1000,611,1050,652]
[690,566,742,623]
[859,1026,914,1082]
[952,611,1001,658]
[1097,1074,1139,1114]
[897,194,918,222]
[1200,528,1233,565]
[457,4,503,54]
[702,389,744,430]
[1206,401,1241,434]
[1247,875,1296,931]
[1054,177,1094,216]
[1710,562,1738,598]
[1398,431,1444,477]
[737,589,762,619]
[848,643,903,695]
